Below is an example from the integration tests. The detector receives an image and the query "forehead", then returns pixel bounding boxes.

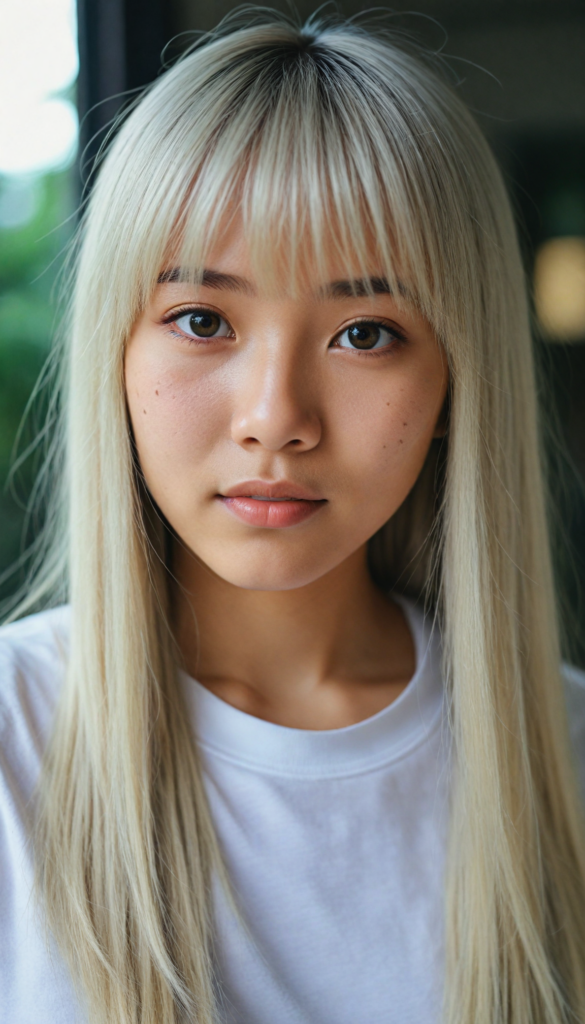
[165,207,409,303]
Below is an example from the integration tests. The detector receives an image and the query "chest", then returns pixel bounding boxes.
[202,735,449,1024]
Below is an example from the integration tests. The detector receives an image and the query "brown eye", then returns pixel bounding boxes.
[174,309,231,338]
[335,321,398,351]
[346,324,382,349]
[188,311,219,337]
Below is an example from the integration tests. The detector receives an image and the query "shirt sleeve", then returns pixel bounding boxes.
[0,607,83,1024]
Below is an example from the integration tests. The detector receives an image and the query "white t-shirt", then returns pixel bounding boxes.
[1,603,585,1024]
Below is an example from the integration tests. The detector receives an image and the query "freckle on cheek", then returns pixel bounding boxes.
[155,390,159,395]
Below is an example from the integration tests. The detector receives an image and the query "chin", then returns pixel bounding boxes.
[192,542,341,592]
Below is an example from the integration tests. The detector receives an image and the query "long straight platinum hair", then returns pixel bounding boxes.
[20,12,585,1024]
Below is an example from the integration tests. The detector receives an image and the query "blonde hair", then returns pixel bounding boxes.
[16,11,585,1023]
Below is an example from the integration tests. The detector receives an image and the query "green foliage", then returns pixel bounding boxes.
[0,171,75,600]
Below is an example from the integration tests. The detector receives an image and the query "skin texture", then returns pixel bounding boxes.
[125,221,449,728]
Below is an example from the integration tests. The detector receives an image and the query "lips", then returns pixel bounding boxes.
[218,480,327,529]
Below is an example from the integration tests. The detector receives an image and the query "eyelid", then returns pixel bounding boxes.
[160,303,230,325]
[336,314,405,332]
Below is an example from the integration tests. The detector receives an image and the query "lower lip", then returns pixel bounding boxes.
[219,496,326,529]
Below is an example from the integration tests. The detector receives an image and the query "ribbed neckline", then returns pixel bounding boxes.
[180,596,443,779]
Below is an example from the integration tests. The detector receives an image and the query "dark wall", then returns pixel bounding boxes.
[78,1,585,172]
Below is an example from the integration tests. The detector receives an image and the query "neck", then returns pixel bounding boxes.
[172,544,415,729]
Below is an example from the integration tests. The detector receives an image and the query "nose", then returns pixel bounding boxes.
[230,350,322,453]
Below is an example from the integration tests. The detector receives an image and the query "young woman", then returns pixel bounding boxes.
[1,12,585,1024]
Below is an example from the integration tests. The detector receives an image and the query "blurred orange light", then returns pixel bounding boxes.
[534,236,585,342]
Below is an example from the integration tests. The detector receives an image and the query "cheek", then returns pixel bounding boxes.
[333,373,441,513]
[125,353,228,488]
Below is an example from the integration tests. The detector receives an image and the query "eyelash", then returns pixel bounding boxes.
[161,306,407,357]
[161,306,234,342]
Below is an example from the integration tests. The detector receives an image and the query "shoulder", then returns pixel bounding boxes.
[0,606,70,799]
[563,663,585,801]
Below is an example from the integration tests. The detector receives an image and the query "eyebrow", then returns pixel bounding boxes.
[157,268,255,294]
[157,269,393,300]
[320,276,393,299]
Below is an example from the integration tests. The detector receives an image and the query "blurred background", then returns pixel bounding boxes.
[1,0,584,657]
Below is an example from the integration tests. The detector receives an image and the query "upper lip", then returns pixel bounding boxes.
[221,480,325,501]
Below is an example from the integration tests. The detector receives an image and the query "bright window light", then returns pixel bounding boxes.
[0,0,78,176]
[534,236,585,342]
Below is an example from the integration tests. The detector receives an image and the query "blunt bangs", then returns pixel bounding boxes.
[86,20,500,349]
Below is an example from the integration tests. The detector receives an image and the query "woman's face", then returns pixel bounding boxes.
[125,220,448,591]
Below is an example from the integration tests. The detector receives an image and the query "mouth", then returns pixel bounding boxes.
[218,480,327,529]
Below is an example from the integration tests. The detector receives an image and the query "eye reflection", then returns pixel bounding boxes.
[174,309,232,338]
[336,322,399,351]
